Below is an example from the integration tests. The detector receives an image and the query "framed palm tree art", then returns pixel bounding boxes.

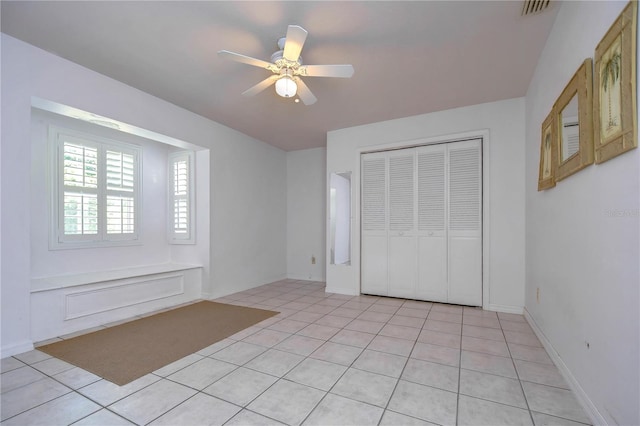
[593,1,637,164]
[538,108,556,191]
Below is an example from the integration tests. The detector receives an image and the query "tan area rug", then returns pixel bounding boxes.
[38,301,278,385]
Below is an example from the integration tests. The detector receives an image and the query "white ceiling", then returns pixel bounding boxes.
[1,1,558,151]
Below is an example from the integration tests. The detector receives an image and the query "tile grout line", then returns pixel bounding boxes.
[248,286,581,424]
[214,292,429,425]
[3,282,307,425]
[3,282,585,425]
[297,297,401,425]
[220,284,353,426]
[1,356,159,425]
[499,315,536,425]
[498,315,591,425]
[455,308,466,426]
[376,304,429,426]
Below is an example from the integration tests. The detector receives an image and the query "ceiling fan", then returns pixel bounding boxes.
[218,25,354,105]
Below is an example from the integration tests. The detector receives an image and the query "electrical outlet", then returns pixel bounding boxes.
[536,287,540,303]
[311,256,316,265]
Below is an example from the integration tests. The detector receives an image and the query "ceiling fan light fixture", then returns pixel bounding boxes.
[275,75,297,98]
[219,24,353,105]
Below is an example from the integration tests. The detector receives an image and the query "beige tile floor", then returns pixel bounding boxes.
[1,279,591,425]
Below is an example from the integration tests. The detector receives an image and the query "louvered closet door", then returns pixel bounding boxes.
[387,152,417,298]
[416,144,448,303]
[361,153,388,296]
[360,139,482,306]
[448,139,482,306]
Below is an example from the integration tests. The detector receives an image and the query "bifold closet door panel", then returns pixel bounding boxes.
[361,154,388,296]
[388,237,416,298]
[448,140,482,306]
[417,237,447,302]
[387,153,416,298]
[361,235,388,295]
[416,145,448,303]
[449,240,482,305]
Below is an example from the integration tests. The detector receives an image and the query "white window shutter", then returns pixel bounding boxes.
[63,142,98,189]
[61,141,99,237]
[173,158,189,234]
[168,151,195,244]
[105,149,137,235]
[50,127,141,248]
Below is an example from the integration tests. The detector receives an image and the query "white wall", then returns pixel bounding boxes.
[286,148,326,281]
[210,131,287,296]
[524,2,639,425]
[326,98,526,312]
[1,34,287,356]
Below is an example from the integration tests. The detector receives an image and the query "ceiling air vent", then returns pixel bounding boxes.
[522,0,551,16]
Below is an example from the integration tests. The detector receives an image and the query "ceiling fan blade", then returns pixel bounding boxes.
[300,64,355,78]
[294,78,317,105]
[283,25,308,62]
[218,50,273,69]
[242,75,279,97]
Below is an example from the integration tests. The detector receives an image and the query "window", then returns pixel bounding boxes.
[50,126,141,248]
[168,151,195,244]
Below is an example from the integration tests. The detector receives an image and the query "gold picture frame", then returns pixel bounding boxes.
[538,109,556,191]
[554,59,594,182]
[594,1,637,164]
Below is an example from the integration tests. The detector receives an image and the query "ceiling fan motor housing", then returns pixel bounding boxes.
[270,50,302,72]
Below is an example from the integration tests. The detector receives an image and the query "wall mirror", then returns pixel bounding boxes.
[329,172,351,266]
[555,58,594,181]
[560,95,579,161]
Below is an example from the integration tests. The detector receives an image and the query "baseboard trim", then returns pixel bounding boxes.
[207,275,290,300]
[487,303,524,314]
[325,285,359,296]
[286,275,326,282]
[1,340,35,359]
[523,308,605,426]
